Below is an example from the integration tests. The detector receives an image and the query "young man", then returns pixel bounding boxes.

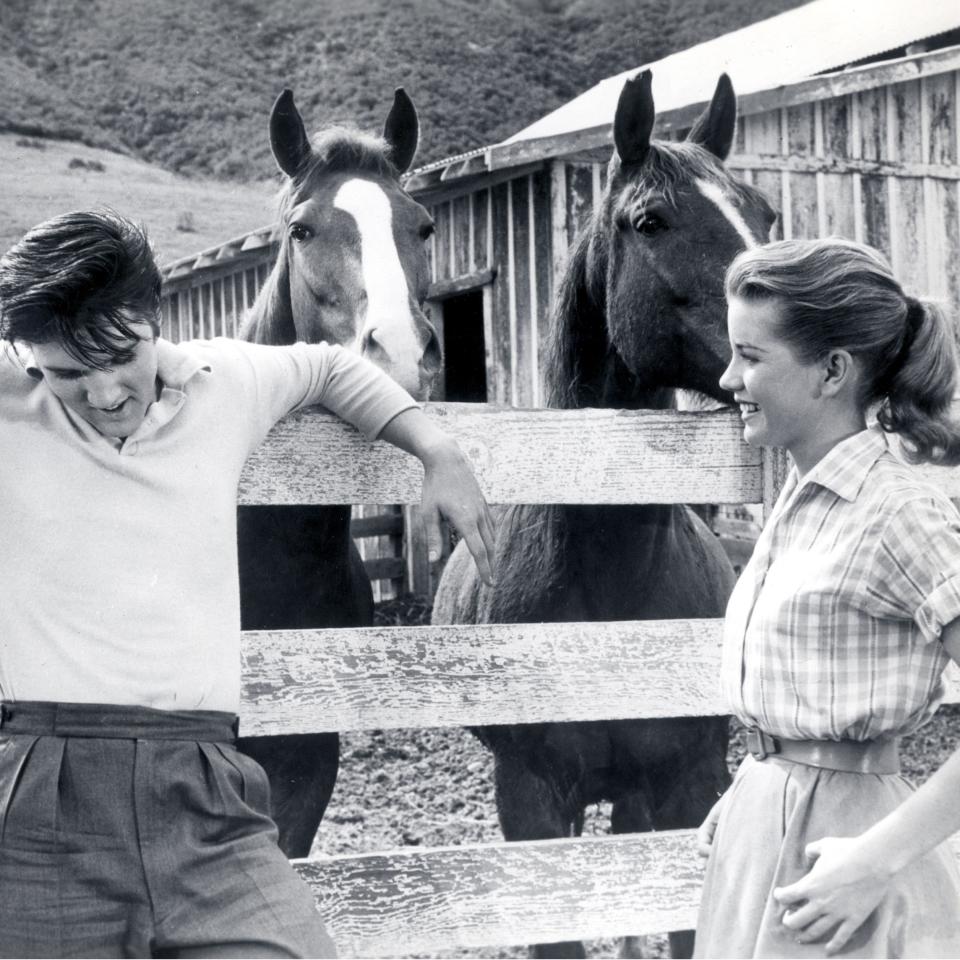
[0,210,495,958]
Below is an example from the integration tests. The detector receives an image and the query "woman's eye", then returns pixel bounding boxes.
[289,223,313,242]
[634,213,667,235]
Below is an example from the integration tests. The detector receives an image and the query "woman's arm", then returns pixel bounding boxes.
[377,407,496,586]
[774,616,960,954]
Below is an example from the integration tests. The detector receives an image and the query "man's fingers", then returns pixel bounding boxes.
[479,506,497,566]
[463,527,494,585]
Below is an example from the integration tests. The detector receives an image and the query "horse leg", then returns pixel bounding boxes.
[237,732,340,858]
[491,749,586,960]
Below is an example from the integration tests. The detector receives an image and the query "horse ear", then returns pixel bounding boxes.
[613,69,655,166]
[383,87,419,174]
[270,88,313,177]
[686,74,737,160]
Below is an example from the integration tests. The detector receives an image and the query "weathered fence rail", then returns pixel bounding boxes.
[240,403,960,956]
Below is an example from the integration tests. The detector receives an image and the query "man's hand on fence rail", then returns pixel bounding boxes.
[377,408,496,585]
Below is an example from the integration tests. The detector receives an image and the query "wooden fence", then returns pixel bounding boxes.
[238,403,960,957]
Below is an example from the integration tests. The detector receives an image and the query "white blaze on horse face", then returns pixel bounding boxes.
[333,178,420,390]
[695,178,760,250]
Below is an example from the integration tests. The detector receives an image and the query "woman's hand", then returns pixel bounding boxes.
[696,792,728,858]
[774,835,893,955]
[419,437,496,586]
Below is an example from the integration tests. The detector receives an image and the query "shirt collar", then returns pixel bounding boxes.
[798,427,890,503]
[156,338,212,389]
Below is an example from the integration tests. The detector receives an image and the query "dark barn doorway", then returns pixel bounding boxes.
[439,290,487,402]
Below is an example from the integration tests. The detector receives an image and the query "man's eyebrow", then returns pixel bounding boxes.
[44,364,89,374]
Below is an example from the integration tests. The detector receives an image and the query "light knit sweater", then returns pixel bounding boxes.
[0,337,416,712]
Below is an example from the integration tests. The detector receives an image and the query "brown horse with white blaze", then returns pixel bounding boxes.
[433,71,777,958]
[237,87,439,857]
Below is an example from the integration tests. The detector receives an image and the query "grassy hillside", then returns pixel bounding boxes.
[0,132,276,263]
[1,0,806,181]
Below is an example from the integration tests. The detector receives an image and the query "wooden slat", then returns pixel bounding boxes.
[237,406,763,506]
[426,267,496,301]
[350,514,404,538]
[238,618,729,736]
[361,556,405,583]
[295,830,960,957]
[237,617,960,737]
[300,831,704,956]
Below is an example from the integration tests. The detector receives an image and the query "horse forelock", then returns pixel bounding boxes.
[618,140,752,213]
[278,126,401,222]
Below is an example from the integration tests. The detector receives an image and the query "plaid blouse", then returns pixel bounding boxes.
[721,427,960,741]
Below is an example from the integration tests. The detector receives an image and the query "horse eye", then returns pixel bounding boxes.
[289,222,313,243]
[634,214,667,235]
[419,223,435,241]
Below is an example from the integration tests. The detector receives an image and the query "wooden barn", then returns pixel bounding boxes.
[158,0,960,588]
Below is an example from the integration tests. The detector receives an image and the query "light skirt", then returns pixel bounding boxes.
[694,755,960,958]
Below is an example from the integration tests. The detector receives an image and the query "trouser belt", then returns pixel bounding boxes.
[0,700,238,741]
[745,727,900,774]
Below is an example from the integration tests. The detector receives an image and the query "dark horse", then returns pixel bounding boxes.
[237,88,440,857]
[433,72,776,958]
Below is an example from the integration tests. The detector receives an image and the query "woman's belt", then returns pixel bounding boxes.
[744,727,900,774]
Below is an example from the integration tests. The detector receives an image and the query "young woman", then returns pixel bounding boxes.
[695,237,960,958]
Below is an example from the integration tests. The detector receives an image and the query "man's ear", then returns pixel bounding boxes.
[13,343,42,379]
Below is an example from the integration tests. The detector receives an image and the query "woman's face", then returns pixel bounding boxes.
[719,296,824,458]
[26,322,160,439]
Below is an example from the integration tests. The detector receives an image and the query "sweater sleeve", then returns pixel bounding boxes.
[223,338,417,443]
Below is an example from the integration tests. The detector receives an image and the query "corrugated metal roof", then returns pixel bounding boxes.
[505,0,958,145]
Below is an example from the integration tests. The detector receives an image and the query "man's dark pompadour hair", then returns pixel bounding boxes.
[0,210,162,367]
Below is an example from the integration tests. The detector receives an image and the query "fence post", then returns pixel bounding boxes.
[761,447,791,522]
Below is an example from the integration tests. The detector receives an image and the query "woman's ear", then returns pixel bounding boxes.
[820,349,857,397]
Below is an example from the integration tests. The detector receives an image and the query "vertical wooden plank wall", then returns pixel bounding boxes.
[427,170,554,408]
[732,69,960,319]
[160,255,275,343]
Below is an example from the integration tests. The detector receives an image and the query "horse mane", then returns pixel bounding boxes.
[241,126,400,346]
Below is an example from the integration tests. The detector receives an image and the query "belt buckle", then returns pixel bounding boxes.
[745,727,778,760]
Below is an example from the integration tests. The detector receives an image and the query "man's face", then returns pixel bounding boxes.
[27,322,160,439]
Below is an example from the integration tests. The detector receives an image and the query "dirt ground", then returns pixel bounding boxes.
[308,596,960,959]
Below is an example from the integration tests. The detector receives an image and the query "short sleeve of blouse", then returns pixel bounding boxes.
[864,494,960,643]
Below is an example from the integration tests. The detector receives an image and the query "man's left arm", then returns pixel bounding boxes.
[377,407,495,586]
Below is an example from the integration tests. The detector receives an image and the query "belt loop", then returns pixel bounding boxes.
[745,726,779,760]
